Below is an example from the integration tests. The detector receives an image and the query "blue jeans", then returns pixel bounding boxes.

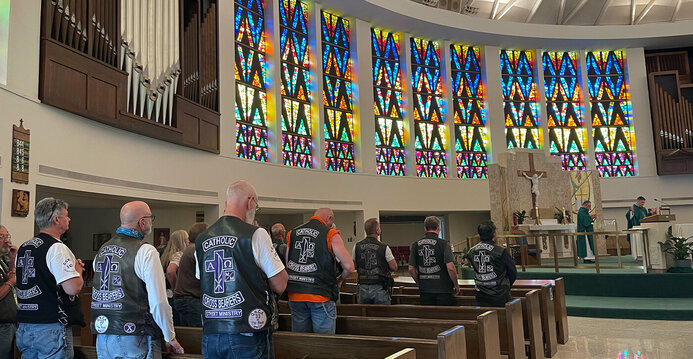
[202,331,272,359]
[96,334,162,359]
[288,301,337,334]
[16,322,73,359]
[0,323,16,358]
[173,298,202,327]
[358,284,391,304]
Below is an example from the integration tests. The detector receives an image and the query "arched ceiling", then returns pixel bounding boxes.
[417,0,693,25]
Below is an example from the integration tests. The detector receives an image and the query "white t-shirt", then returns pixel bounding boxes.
[196,227,285,280]
[94,243,176,342]
[45,242,81,285]
[351,240,395,262]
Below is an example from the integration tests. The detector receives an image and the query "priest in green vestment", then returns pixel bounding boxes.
[577,200,596,263]
[626,196,653,228]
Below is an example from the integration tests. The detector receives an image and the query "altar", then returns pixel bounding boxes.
[629,216,692,270]
[518,221,577,259]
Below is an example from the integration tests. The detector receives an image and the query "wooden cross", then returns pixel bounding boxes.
[517,153,547,221]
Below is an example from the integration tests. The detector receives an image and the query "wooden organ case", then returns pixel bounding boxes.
[39,0,220,153]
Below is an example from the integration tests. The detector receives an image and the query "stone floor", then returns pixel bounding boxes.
[554,316,693,359]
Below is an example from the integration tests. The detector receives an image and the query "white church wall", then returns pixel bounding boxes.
[2,0,693,248]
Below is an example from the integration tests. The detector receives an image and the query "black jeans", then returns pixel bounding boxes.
[476,293,510,307]
[419,292,456,306]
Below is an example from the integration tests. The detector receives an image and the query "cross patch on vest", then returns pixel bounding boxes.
[205,249,235,294]
[295,237,315,264]
[17,250,36,285]
[419,245,436,266]
[360,249,378,270]
[96,255,120,291]
[474,251,493,273]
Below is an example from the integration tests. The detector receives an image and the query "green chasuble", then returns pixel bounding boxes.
[627,204,652,228]
[576,207,594,259]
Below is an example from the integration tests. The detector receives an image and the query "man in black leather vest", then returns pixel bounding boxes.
[15,198,84,358]
[353,218,397,304]
[196,181,287,359]
[92,201,184,358]
[467,221,517,307]
[408,216,459,306]
[0,225,17,358]
[286,208,354,334]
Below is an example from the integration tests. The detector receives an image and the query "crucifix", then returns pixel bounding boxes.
[517,153,547,225]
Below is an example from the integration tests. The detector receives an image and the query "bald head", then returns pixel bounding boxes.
[225,181,259,223]
[120,201,152,226]
[314,208,335,228]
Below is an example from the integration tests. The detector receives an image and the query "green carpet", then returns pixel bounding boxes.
[566,295,693,320]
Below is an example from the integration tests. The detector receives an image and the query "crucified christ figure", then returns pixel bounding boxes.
[523,172,544,198]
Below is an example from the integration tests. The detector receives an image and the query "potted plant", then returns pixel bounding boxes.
[513,210,527,225]
[459,247,476,279]
[658,226,693,269]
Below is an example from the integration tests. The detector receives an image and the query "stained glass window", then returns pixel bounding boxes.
[411,38,446,178]
[587,50,636,177]
[501,49,542,149]
[450,44,488,178]
[321,11,355,172]
[280,0,312,168]
[372,28,406,176]
[235,0,269,162]
[543,51,587,170]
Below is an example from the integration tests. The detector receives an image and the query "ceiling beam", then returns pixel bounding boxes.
[562,0,589,24]
[495,0,518,20]
[594,0,613,25]
[671,0,682,22]
[525,0,544,23]
[630,0,636,25]
[635,0,657,24]
[557,0,566,24]
[490,0,500,19]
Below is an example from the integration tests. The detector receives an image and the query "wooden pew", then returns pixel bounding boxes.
[177,324,463,359]
[386,348,417,359]
[279,301,498,359]
[391,292,543,359]
[394,277,568,346]
[393,280,560,357]
[274,331,462,359]
[324,304,502,359]
[73,345,203,359]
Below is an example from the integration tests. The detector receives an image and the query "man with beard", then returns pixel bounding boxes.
[196,181,287,359]
[91,201,184,358]
[15,198,84,358]
[0,225,17,358]
[270,223,287,266]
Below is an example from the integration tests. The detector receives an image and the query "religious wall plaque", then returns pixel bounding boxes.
[11,120,30,184]
[11,189,30,217]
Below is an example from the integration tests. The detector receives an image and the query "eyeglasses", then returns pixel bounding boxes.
[0,234,10,240]
[252,197,260,211]
[140,215,156,222]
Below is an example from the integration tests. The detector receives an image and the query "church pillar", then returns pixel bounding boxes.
[626,47,656,177]
[482,45,504,165]
[311,5,325,170]
[352,18,376,174]
[269,0,283,164]
[402,33,417,177]
[535,49,550,150]
[441,40,457,178]
[218,0,236,157]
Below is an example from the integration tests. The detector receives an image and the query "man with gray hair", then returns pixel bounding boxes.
[271,223,287,266]
[196,181,287,359]
[408,216,459,306]
[91,200,184,358]
[15,197,85,358]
